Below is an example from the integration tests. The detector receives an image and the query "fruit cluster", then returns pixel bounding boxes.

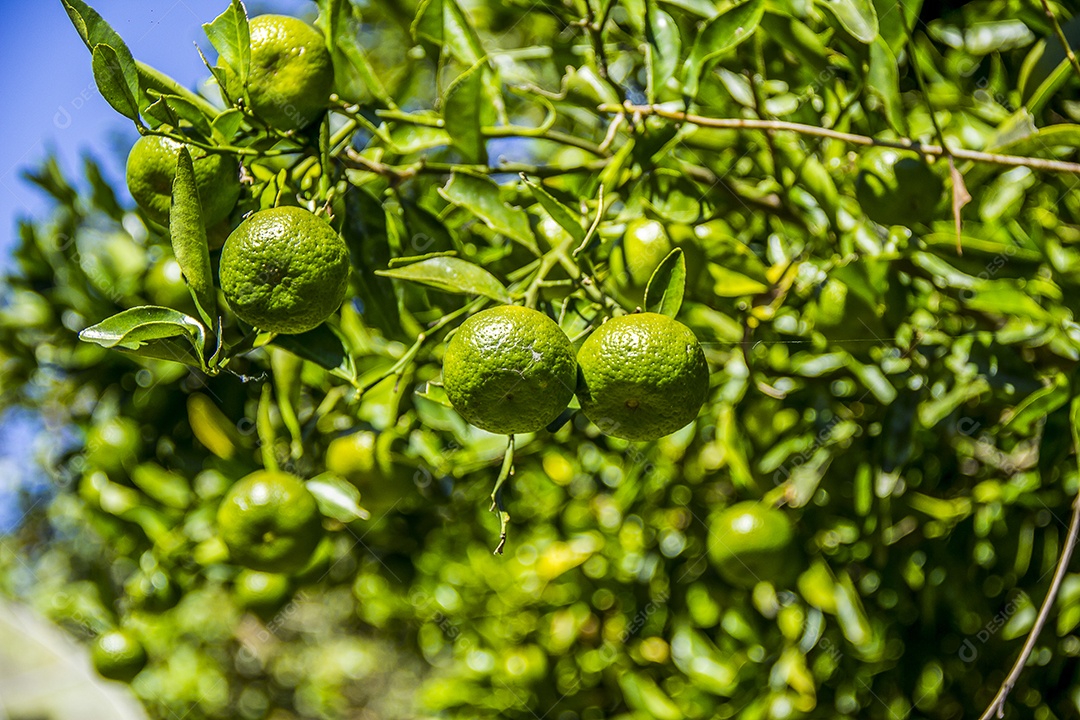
[441,305,711,441]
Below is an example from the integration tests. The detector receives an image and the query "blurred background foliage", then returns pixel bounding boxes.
[4,0,1080,717]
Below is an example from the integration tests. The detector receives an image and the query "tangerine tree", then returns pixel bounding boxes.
[4,0,1080,718]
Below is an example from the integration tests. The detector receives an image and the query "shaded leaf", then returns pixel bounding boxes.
[170,147,216,323]
[272,323,349,370]
[377,256,511,303]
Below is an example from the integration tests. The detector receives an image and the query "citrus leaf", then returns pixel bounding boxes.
[170,147,217,324]
[815,0,878,43]
[212,108,245,144]
[91,44,141,122]
[307,474,371,522]
[376,256,511,303]
[444,61,488,164]
[79,306,208,369]
[272,324,349,370]
[868,37,907,134]
[439,173,538,253]
[203,0,250,101]
[144,93,213,138]
[683,0,764,98]
[647,5,681,99]
[411,0,485,64]
[644,248,686,317]
[62,0,141,108]
[342,188,401,337]
[521,176,585,246]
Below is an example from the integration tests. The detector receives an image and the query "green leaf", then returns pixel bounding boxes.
[61,0,143,113]
[644,248,686,317]
[868,37,907,134]
[170,147,217,324]
[203,0,250,101]
[342,189,401,337]
[212,108,245,144]
[646,4,681,100]
[444,62,488,164]
[131,463,192,510]
[683,0,764,98]
[376,256,511,303]
[318,0,397,109]
[79,306,208,368]
[272,324,349,370]
[412,0,485,64]
[307,474,371,522]
[618,673,683,720]
[521,176,585,246]
[815,0,878,44]
[439,173,538,253]
[144,93,213,138]
[92,44,141,121]
[1005,375,1070,435]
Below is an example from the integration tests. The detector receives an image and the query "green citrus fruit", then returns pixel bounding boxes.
[708,501,795,587]
[442,305,577,435]
[327,431,418,513]
[234,569,292,617]
[216,470,323,573]
[219,206,350,334]
[126,135,240,227]
[84,417,142,475]
[245,15,334,131]
[576,313,709,441]
[610,218,674,289]
[124,569,178,612]
[855,149,944,227]
[91,630,147,682]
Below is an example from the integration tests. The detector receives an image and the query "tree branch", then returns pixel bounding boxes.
[601,104,1080,174]
[977,493,1080,720]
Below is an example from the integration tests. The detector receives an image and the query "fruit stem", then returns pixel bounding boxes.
[490,434,515,555]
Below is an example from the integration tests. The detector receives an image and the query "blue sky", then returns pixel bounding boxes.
[0,0,312,272]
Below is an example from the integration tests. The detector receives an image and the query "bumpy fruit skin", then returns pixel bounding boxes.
[708,501,795,587]
[91,630,147,682]
[216,470,323,573]
[576,313,709,441]
[855,150,944,227]
[219,206,350,334]
[442,305,578,435]
[245,15,334,131]
[126,135,240,227]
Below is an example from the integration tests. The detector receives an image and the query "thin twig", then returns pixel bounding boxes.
[1040,0,1080,82]
[977,493,1080,720]
[600,104,1080,174]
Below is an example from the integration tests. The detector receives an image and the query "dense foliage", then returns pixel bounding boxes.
[5,0,1080,717]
